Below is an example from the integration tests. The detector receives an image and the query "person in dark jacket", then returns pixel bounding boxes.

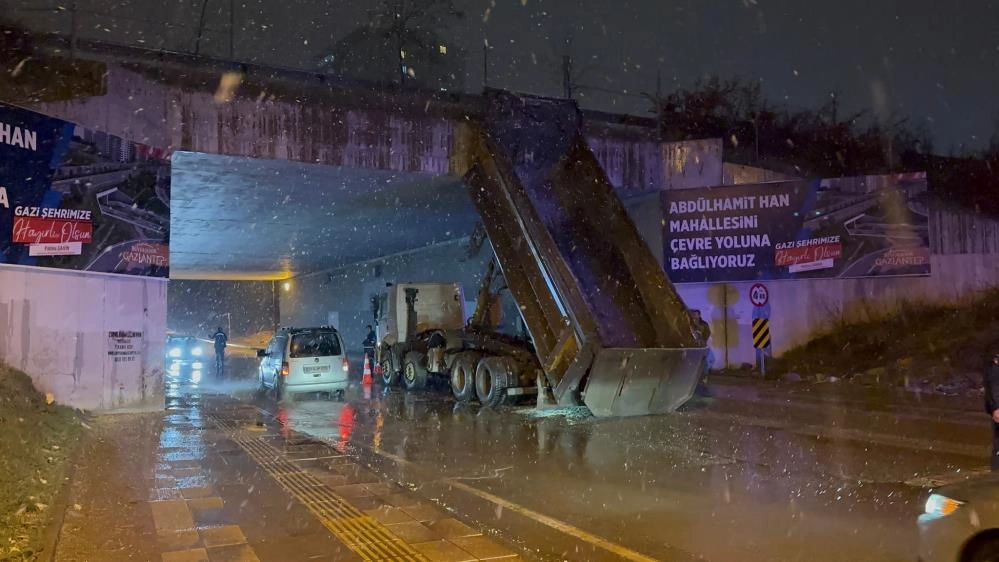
[985,352,999,470]
[362,325,377,363]
[212,327,228,380]
[690,310,713,397]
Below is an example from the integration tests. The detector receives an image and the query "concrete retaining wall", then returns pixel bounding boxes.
[0,265,167,411]
[675,253,999,368]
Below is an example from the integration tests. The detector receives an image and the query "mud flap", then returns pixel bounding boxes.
[582,348,708,417]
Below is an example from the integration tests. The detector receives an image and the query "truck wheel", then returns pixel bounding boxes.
[450,354,480,403]
[967,538,999,562]
[380,352,399,386]
[402,352,428,391]
[475,357,510,408]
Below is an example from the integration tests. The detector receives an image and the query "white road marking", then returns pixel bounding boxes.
[445,478,661,562]
[251,404,663,562]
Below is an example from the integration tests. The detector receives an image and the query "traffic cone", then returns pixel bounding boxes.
[362,353,373,386]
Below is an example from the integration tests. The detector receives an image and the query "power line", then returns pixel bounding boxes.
[12,4,229,33]
[580,84,650,99]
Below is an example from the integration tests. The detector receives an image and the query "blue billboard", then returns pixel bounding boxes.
[0,103,170,277]
[662,173,931,283]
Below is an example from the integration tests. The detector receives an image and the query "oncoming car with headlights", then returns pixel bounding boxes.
[919,474,999,562]
[166,335,206,366]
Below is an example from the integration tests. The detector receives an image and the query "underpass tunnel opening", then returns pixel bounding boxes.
[166,151,523,382]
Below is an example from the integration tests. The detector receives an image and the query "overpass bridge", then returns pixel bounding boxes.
[7,36,671,280]
[1,32,710,413]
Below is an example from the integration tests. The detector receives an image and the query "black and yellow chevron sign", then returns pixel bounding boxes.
[752,318,771,350]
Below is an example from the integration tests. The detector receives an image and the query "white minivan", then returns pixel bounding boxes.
[257,326,349,400]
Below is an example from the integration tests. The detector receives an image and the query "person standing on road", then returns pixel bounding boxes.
[212,326,228,380]
[362,325,377,363]
[690,310,714,396]
[985,352,999,470]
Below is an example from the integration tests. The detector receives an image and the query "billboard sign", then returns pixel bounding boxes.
[0,103,170,277]
[662,173,930,283]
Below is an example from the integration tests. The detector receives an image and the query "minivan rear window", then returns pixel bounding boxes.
[289,331,341,358]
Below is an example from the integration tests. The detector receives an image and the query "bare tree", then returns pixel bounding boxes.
[366,0,464,85]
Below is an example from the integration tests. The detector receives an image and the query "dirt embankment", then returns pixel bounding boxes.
[0,366,83,560]
[770,290,999,395]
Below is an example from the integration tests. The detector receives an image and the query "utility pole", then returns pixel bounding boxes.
[194,0,209,56]
[888,130,895,173]
[751,116,760,164]
[482,41,489,88]
[229,0,235,60]
[561,54,572,99]
[69,2,78,59]
[655,70,663,141]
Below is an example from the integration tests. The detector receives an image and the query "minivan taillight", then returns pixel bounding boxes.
[281,362,289,377]
[342,357,350,374]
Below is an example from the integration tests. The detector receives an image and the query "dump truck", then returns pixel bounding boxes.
[374,269,542,407]
[378,90,708,417]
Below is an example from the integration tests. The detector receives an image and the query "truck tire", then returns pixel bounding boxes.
[475,357,510,408]
[450,353,480,403]
[403,352,428,391]
[967,538,999,562]
[380,351,400,386]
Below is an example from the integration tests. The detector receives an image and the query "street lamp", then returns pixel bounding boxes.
[748,114,760,164]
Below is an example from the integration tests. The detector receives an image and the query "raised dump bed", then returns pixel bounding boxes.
[459,90,709,416]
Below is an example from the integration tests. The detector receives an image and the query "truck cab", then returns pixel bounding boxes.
[374,282,466,351]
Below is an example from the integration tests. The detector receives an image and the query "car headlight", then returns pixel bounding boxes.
[192,347,203,356]
[169,347,181,358]
[924,493,964,518]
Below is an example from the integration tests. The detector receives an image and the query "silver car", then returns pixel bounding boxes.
[919,473,999,562]
[257,326,350,400]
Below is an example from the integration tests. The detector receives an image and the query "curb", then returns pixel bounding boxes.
[39,416,89,562]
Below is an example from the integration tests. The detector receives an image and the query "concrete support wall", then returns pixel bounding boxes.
[167,280,278,344]
[627,195,999,368]
[279,240,521,361]
[0,265,167,411]
[676,253,999,368]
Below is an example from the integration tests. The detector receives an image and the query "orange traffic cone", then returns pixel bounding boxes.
[362,353,373,386]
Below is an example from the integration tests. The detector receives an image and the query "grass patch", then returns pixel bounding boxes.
[772,289,999,387]
[0,365,83,560]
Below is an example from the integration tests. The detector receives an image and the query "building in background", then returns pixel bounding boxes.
[318,25,464,92]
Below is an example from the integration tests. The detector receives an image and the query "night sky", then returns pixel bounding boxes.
[8,0,999,151]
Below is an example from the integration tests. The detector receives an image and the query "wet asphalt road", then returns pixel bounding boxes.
[209,372,990,562]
